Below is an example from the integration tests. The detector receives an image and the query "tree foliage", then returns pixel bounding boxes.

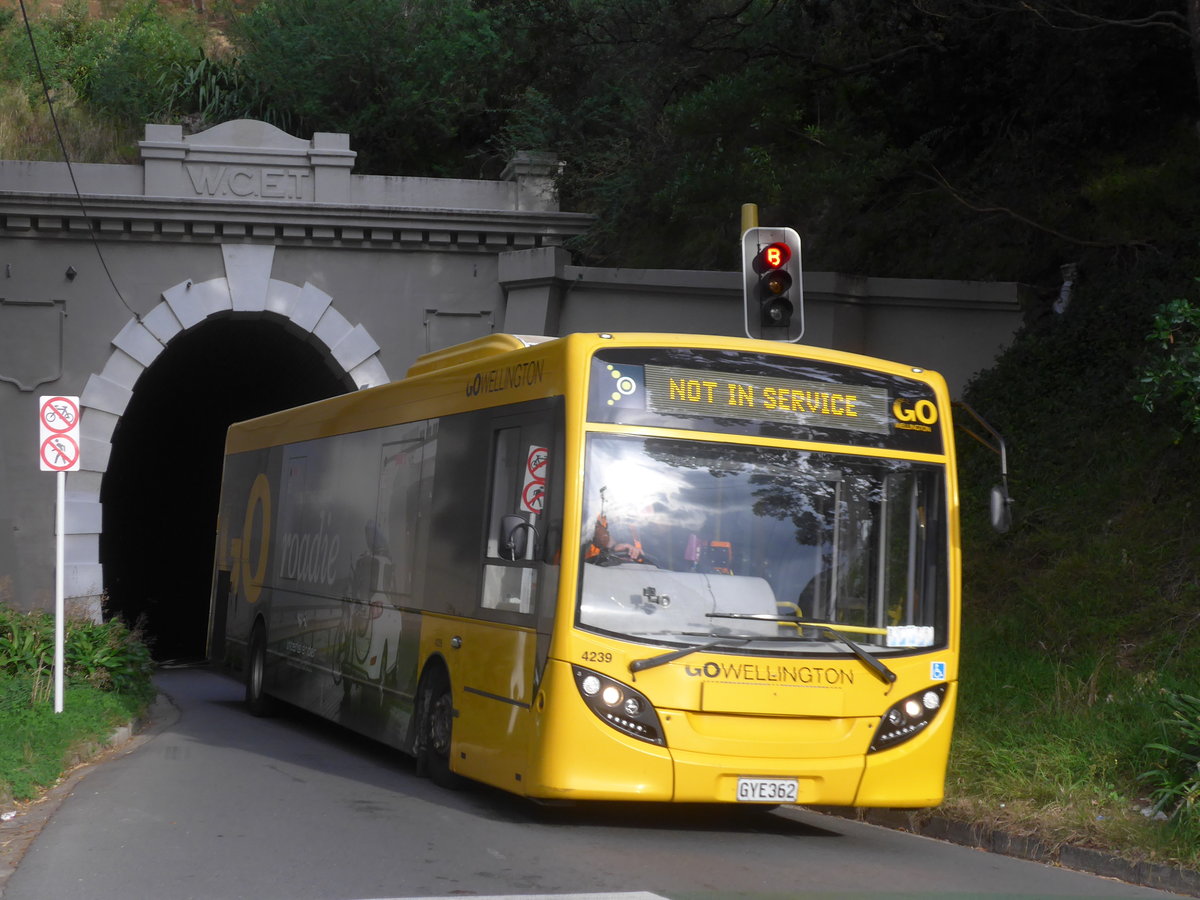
[1,0,204,123]
[1136,289,1200,436]
[483,0,1198,275]
[228,0,511,175]
[5,0,1199,280]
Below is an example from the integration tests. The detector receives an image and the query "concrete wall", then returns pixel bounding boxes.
[503,256,1023,394]
[0,120,1024,617]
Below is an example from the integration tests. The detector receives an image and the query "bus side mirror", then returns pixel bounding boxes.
[951,401,1014,535]
[499,514,536,560]
[989,484,1012,534]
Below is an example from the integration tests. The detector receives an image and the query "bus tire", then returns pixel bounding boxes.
[417,666,463,789]
[245,625,275,717]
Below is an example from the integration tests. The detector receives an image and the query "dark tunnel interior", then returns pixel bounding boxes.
[100,317,353,661]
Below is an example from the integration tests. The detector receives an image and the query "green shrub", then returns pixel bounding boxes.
[66,0,205,123]
[65,618,155,699]
[0,605,155,805]
[0,605,155,704]
[0,0,205,124]
[156,53,252,127]
[1135,291,1200,438]
[229,0,510,173]
[1141,690,1200,829]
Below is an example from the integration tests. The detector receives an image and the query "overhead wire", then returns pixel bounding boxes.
[17,0,146,327]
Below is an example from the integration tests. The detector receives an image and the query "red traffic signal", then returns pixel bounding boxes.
[742,227,803,342]
[758,250,793,300]
[759,242,791,271]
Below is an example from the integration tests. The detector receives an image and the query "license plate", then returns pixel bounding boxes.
[736,777,798,803]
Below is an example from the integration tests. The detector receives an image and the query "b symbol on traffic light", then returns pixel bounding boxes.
[763,243,789,269]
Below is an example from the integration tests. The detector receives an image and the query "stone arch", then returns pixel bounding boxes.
[67,244,390,616]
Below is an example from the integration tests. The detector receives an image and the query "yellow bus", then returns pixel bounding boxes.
[208,331,961,806]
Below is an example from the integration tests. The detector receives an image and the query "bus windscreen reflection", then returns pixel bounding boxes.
[578,434,947,655]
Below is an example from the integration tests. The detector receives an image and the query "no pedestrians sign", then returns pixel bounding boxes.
[39,396,81,472]
[521,445,548,514]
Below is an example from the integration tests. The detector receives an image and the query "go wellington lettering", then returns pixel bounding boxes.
[685,660,855,686]
[185,165,312,200]
[465,359,545,397]
[232,474,272,605]
[278,510,340,586]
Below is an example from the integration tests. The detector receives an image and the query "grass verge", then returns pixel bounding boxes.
[0,677,147,805]
[943,631,1200,870]
[946,260,1200,872]
[0,605,155,808]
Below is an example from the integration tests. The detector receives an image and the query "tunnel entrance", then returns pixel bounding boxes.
[101,318,353,661]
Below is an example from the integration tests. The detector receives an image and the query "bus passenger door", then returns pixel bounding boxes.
[453,416,554,790]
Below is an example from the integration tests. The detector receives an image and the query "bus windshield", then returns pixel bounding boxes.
[578,434,947,656]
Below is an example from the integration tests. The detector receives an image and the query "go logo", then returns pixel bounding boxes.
[230,474,272,604]
[893,398,939,426]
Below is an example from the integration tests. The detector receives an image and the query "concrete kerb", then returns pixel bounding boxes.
[811,806,1200,898]
[0,692,179,898]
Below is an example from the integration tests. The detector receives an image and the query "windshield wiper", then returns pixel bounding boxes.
[706,613,897,686]
[629,638,751,674]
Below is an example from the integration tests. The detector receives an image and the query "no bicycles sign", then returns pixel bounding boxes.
[521,445,548,514]
[39,396,81,472]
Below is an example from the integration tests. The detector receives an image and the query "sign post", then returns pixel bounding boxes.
[39,396,80,714]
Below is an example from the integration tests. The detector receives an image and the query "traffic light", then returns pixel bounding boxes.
[742,226,804,342]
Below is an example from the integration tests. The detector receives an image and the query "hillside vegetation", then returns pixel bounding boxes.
[3,0,1200,867]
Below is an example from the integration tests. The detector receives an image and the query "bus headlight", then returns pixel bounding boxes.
[572,666,665,746]
[869,684,948,753]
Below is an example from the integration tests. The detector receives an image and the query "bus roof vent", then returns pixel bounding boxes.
[406,333,554,378]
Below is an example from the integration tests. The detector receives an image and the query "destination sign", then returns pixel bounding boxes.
[588,347,943,454]
[643,365,891,435]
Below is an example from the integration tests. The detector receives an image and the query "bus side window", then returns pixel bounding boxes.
[486,427,547,561]
[481,425,548,614]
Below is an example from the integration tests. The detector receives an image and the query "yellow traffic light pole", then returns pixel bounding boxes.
[741,203,759,233]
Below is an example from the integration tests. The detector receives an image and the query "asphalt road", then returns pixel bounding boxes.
[2,668,1187,900]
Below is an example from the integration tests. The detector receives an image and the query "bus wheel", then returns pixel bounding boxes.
[418,668,462,789]
[246,625,275,717]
